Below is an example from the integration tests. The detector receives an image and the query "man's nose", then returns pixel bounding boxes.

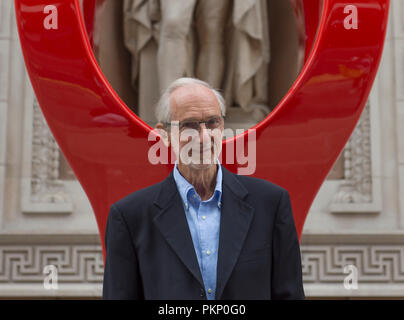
[199,123,211,137]
[198,123,212,146]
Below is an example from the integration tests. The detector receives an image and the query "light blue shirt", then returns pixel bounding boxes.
[173,160,222,300]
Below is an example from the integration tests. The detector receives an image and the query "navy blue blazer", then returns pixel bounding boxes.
[102,166,305,300]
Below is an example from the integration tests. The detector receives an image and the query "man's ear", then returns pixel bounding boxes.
[156,122,170,147]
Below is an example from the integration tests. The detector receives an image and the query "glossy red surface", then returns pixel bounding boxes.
[302,0,322,60]
[82,0,96,48]
[14,0,389,259]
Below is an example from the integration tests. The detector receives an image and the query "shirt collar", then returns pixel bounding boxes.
[173,159,222,208]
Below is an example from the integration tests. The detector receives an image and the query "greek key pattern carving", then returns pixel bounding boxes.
[0,245,104,283]
[1,244,403,285]
[301,244,404,283]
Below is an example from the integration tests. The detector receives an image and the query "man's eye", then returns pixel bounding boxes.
[207,118,219,127]
[181,122,198,130]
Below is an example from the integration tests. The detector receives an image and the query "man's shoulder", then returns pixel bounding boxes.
[229,172,288,215]
[232,172,287,197]
[112,179,165,213]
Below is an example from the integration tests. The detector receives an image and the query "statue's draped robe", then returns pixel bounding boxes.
[123,0,270,119]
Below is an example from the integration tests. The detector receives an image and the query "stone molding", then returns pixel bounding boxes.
[20,76,73,214]
[329,75,383,214]
[1,240,403,297]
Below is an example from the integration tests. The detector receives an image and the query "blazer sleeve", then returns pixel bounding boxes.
[271,189,305,299]
[103,204,144,299]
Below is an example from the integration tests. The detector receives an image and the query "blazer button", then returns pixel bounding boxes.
[200,288,206,298]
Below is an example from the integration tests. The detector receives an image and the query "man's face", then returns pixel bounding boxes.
[168,85,224,170]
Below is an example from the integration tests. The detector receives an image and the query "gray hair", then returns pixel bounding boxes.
[154,77,226,124]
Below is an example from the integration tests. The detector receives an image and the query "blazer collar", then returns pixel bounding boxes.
[153,166,254,299]
[153,165,248,208]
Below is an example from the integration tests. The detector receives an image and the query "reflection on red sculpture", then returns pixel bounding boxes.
[14,0,389,260]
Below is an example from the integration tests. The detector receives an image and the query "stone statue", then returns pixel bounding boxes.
[123,0,271,124]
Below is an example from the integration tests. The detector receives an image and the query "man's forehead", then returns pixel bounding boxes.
[170,84,218,107]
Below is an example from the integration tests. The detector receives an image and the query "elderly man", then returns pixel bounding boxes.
[102,78,305,300]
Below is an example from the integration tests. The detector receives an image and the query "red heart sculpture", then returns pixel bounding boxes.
[14,0,390,260]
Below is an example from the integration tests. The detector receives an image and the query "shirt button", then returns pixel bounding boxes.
[207,288,212,294]
[202,215,206,220]
[218,202,222,208]
[206,250,211,255]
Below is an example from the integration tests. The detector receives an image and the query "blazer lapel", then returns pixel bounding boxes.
[215,166,255,300]
[152,167,255,299]
[153,171,205,290]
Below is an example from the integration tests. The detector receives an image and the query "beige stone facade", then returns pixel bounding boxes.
[0,0,403,298]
